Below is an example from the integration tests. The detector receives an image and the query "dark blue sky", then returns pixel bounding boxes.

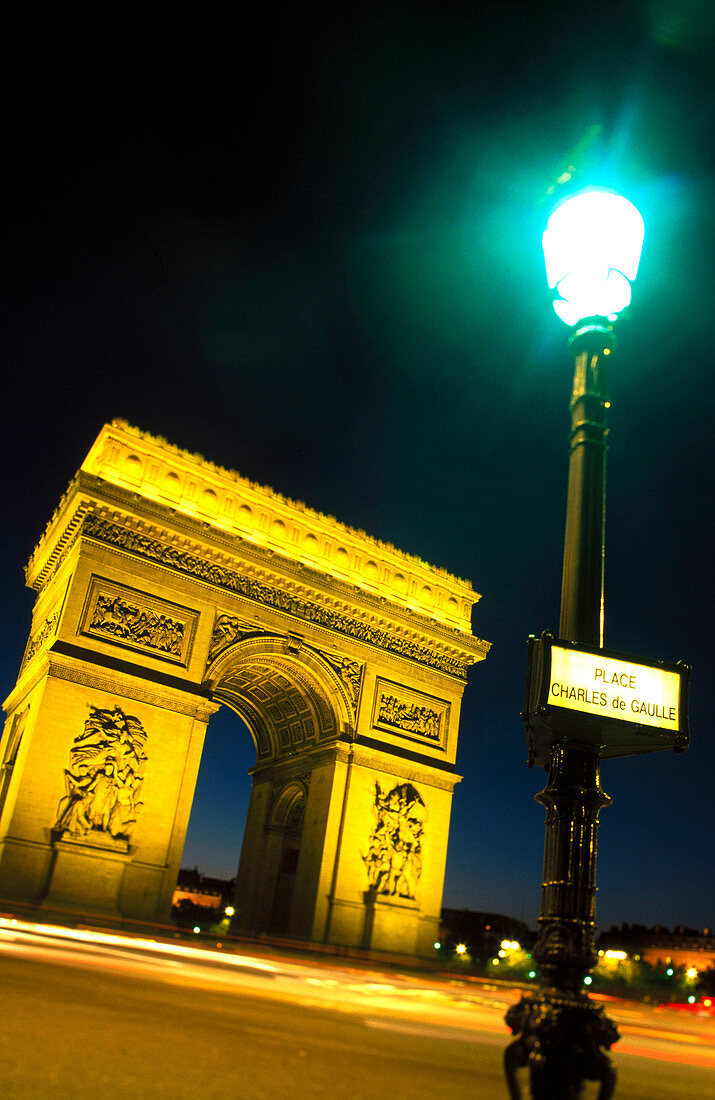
[2,2,713,933]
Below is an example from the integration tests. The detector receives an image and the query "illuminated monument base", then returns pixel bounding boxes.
[0,422,489,955]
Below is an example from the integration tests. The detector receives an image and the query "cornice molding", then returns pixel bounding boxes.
[80,512,481,680]
[27,497,92,592]
[27,477,491,666]
[73,420,484,634]
[83,473,487,649]
[86,419,474,584]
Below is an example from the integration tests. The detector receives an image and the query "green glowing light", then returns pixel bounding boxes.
[584,975,593,985]
[543,188,644,326]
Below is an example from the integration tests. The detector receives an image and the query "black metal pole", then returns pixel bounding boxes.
[559,326,610,649]
[505,323,620,1099]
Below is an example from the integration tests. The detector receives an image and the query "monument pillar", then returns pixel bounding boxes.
[0,648,217,921]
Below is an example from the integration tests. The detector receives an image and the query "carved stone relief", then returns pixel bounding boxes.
[208,613,254,662]
[54,705,148,843]
[80,513,474,679]
[90,594,184,654]
[363,781,427,900]
[319,652,364,717]
[378,693,441,740]
[372,678,450,750]
[81,577,197,666]
[20,611,60,671]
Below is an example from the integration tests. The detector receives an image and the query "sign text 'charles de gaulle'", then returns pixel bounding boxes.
[521,633,690,766]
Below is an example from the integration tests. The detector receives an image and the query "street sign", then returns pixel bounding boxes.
[521,633,690,766]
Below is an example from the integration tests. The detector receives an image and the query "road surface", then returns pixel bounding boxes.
[0,918,712,1097]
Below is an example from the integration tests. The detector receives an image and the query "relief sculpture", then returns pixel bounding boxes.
[54,705,148,842]
[21,611,60,670]
[321,653,364,715]
[81,514,475,678]
[363,782,427,900]
[208,613,251,661]
[90,593,185,656]
[378,693,441,740]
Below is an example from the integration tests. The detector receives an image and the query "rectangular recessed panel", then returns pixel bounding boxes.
[371,678,450,752]
[80,576,198,667]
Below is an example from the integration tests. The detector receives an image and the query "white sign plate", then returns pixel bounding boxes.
[549,645,681,732]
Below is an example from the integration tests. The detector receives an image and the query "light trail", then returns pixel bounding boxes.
[1,915,713,1072]
[0,916,278,971]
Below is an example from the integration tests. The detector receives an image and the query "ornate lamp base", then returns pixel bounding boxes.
[505,991,618,1100]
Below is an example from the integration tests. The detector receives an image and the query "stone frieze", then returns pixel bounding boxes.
[80,576,197,666]
[81,513,474,679]
[20,611,60,671]
[372,677,451,750]
[377,692,441,740]
[318,652,364,715]
[90,593,184,655]
[208,613,255,661]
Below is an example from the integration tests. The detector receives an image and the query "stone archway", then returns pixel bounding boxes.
[265,782,306,934]
[0,421,489,955]
[206,635,355,941]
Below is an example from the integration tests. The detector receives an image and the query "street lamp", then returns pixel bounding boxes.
[543,189,644,329]
[504,188,645,1100]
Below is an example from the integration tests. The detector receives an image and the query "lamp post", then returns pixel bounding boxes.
[504,189,645,1100]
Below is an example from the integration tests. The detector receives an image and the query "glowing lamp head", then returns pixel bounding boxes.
[543,188,644,326]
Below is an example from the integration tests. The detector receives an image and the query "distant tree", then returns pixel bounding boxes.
[171,898,221,928]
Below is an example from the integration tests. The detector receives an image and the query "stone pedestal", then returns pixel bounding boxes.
[44,835,133,916]
[363,891,421,955]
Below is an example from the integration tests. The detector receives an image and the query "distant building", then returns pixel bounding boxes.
[597,924,715,972]
[172,869,234,912]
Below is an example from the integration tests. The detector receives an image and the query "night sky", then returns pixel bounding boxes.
[3,3,713,934]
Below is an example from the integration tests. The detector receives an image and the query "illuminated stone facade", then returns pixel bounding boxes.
[0,421,489,955]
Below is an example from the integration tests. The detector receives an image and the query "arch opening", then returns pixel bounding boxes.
[206,634,354,761]
[267,783,307,934]
[179,704,255,895]
[187,637,351,939]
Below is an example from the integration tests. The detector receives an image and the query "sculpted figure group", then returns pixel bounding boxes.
[363,781,427,900]
[54,705,148,843]
[378,693,440,739]
[91,594,184,656]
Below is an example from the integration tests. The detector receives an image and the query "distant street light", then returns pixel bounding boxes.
[504,187,648,1099]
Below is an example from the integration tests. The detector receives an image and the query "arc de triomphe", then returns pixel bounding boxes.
[0,421,489,955]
